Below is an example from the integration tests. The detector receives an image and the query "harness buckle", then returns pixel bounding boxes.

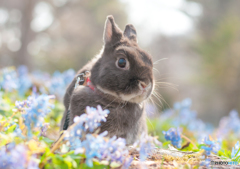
[74,71,91,89]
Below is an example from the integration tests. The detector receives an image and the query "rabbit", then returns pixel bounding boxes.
[60,15,154,145]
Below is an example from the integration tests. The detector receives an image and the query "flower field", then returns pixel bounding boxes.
[0,66,240,169]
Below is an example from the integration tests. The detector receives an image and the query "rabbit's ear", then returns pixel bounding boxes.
[103,15,123,45]
[124,24,137,43]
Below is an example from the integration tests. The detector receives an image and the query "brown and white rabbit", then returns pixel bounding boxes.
[60,15,154,144]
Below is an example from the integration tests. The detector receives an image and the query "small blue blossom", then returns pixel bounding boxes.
[27,156,39,169]
[161,99,213,139]
[201,136,221,156]
[231,141,240,158]
[16,94,55,137]
[47,69,75,99]
[217,110,240,138]
[66,106,129,167]
[74,131,129,167]
[65,105,110,149]
[200,158,211,166]
[47,71,66,99]
[72,105,110,134]
[0,144,28,169]
[17,65,32,96]
[4,121,24,138]
[173,98,192,110]
[145,103,157,117]
[40,123,50,137]
[163,127,182,148]
[62,69,75,85]
[122,156,133,169]
[0,66,32,96]
[0,67,18,92]
[133,133,162,161]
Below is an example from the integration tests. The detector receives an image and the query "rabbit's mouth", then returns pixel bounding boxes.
[121,81,153,103]
[120,87,152,103]
[96,83,153,104]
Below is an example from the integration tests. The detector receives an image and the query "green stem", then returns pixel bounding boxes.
[181,134,198,149]
[234,147,240,158]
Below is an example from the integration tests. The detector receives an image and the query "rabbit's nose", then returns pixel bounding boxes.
[139,81,150,90]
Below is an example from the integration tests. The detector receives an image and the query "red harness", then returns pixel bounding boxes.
[86,77,95,91]
[75,71,95,91]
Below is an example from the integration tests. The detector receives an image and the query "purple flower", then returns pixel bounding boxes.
[27,156,39,169]
[40,123,50,137]
[163,127,182,148]
[122,156,133,169]
[0,144,28,169]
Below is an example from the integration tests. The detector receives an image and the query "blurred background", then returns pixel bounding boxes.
[0,0,240,125]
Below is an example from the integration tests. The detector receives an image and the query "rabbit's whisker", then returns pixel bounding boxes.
[153,58,168,65]
[153,90,170,109]
[154,82,178,91]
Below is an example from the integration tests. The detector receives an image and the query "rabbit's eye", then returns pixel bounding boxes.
[118,58,126,68]
[116,57,129,70]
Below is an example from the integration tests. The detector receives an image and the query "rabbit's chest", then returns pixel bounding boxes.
[99,103,145,144]
[70,87,146,144]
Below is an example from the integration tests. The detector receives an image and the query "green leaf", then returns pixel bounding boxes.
[110,162,121,168]
[5,124,16,133]
[198,144,206,149]
[61,144,70,153]
[39,136,54,145]
[224,150,232,159]
[162,141,171,148]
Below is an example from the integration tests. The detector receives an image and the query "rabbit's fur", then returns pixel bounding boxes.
[60,15,154,144]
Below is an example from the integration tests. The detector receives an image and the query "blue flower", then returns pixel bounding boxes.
[40,123,50,137]
[133,133,162,161]
[122,156,133,169]
[66,106,129,167]
[0,144,29,169]
[16,94,55,137]
[145,103,157,117]
[17,65,32,96]
[173,98,192,110]
[200,158,211,166]
[163,127,182,148]
[0,66,32,96]
[62,69,75,85]
[72,105,110,135]
[231,141,240,158]
[0,67,18,92]
[74,132,129,167]
[27,156,39,169]
[217,110,240,138]
[161,99,213,139]
[47,69,75,99]
[201,136,221,156]
[65,105,109,149]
